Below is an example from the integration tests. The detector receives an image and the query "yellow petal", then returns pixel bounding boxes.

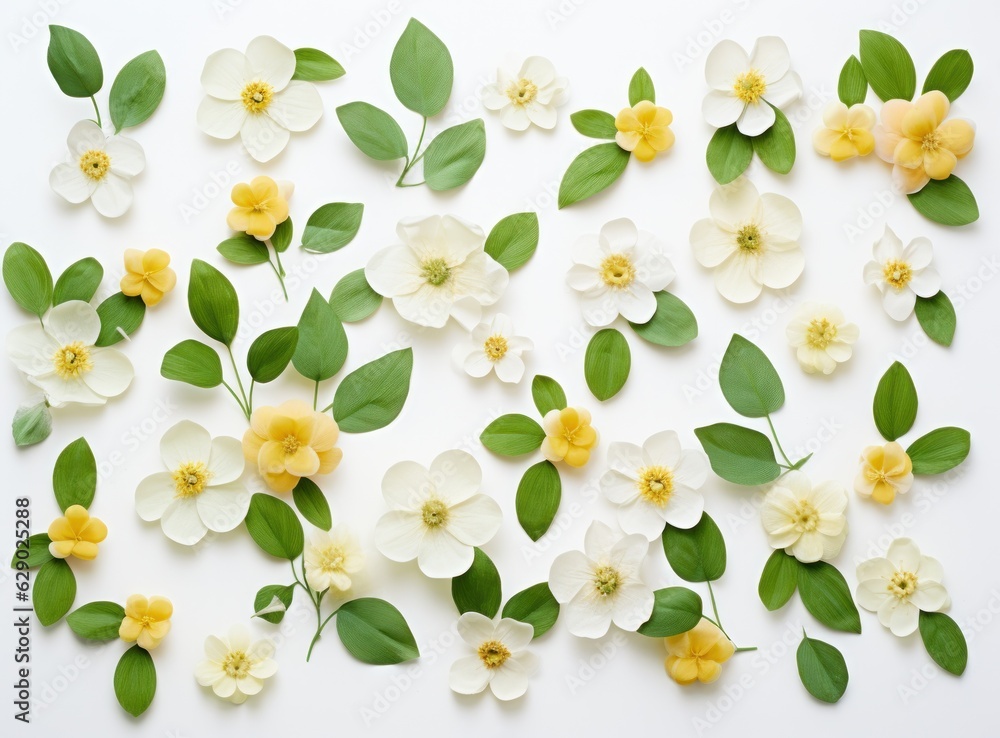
[146,266,176,293]
[147,596,173,621]
[119,617,142,642]
[696,659,723,683]
[829,136,859,162]
[258,441,287,475]
[893,138,924,169]
[923,147,957,179]
[846,104,876,130]
[125,594,149,619]
[915,90,950,128]
[812,128,840,156]
[316,447,343,475]
[120,272,145,296]
[852,129,875,156]
[937,119,975,157]
[249,406,276,440]
[64,504,90,532]
[879,99,912,134]
[631,138,657,162]
[264,470,298,494]
[614,107,641,133]
[901,108,936,139]
[142,248,171,272]
[614,130,640,152]
[47,517,74,541]
[226,207,253,232]
[230,182,256,208]
[249,176,279,202]
[666,656,699,685]
[80,516,108,543]
[563,445,591,467]
[268,197,289,225]
[71,541,99,560]
[547,436,570,459]
[123,249,144,275]
[558,407,580,430]
[244,211,277,239]
[650,106,673,127]
[633,100,658,124]
[242,428,266,465]
[871,481,896,505]
[309,414,339,452]
[573,425,598,448]
[48,540,75,558]
[644,125,674,152]
[267,414,298,443]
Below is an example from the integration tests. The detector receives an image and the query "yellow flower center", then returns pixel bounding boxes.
[318,544,347,574]
[599,253,636,288]
[241,80,274,113]
[883,260,912,290]
[593,565,622,596]
[139,614,157,628]
[888,570,918,599]
[921,130,942,152]
[736,224,763,253]
[733,69,767,104]
[173,461,212,497]
[421,498,449,528]
[637,465,674,506]
[484,335,509,362]
[79,149,111,181]
[281,434,301,455]
[222,650,252,678]
[806,318,838,349]
[505,78,538,107]
[865,466,890,484]
[792,500,820,532]
[420,257,452,287]
[477,639,512,669]
[52,341,94,379]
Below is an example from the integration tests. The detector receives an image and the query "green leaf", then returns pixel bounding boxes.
[217,234,269,265]
[47,25,103,97]
[694,423,781,486]
[719,334,785,417]
[451,547,502,617]
[838,55,868,106]
[3,243,52,317]
[796,561,861,634]
[333,348,413,433]
[292,289,348,381]
[706,124,753,184]
[389,18,453,116]
[293,48,345,81]
[188,259,239,346]
[33,559,76,626]
[906,427,970,475]
[484,212,538,271]
[873,361,918,441]
[12,401,53,447]
[329,269,382,322]
[908,175,979,226]
[919,611,967,675]
[501,583,559,638]
[584,328,631,401]
[558,143,630,208]
[53,438,96,512]
[301,203,364,253]
[515,460,561,541]
[336,598,420,665]
[637,587,703,637]
[570,109,617,139]
[859,29,916,101]
[752,104,795,174]
[247,327,298,383]
[53,257,103,304]
[336,102,408,161]
[292,477,332,532]
[67,601,125,641]
[480,414,545,456]
[922,49,973,101]
[531,375,566,416]
[662,513,727,582]
[423,119,486,191]
[628,67,655,105]
[628,291,698,347]
[914,291,956,346]
[161,340,223,389]
[94,292,145,346]
[253,584,295,624]
[759,550,798,611]
[244,493,304,560]
[114,645,156,717]
[109,50,166,131]
[797,635,849,703]
[271,217,293,253]
[11,533,53,569]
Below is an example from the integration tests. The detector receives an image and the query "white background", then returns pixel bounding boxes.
[2,0,998,735]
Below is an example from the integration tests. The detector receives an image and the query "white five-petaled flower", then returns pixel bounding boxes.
[702,37,803,136]
[365,215,509,329]
[195,625,277,704]
[690,177,804,303]
[49,120,145,218]
[481,55,569,131]
[197,36,324,163]
[135,420,250,546]
[449,612,538,700]
[374,450,502,578]
[785,303,860,375]
[304,525,364,594]
[863,226,941,321]
[567,218,676,327]
[7,300,133,407]
[760,471,848,564]
[548,520,654,638]
[600,431,709,541]
[452,313,533,383]
[856,538,950,637]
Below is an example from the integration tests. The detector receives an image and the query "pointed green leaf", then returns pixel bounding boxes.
[333,348,413,433]
[873,361,918,441]
[838,55,868,106]
[53,257,103,304]
[480,414,544,456]
[484,212,538,271]
[752,104,795,174]
[584,328,630,401]
[570,109,616,139]
[94,292,145,346]
[628,291,698,347]
[114,645,156,716]
[797,635,849,703]
[694,423,781,485]
[336,598,419,664]
[11,533,53,569]
[47,25,103,97]
[271,217,293,253]
[293,48,345,81]
[336,101,408,161]
[67,601,126,641]
[292,477,332,532]
[246,327,298,383]
[12,402,53,447]
[33,558,76,626]
[501,583,559,638]
[515,460,561,541]
[628,67,655,105]
[217,234,269,265]
[906,427,970,475]
[161,339,223,388]
[301,203,364,254]
[706,124,753,184]
[109,50,166,131]
[330,269,382,322]
[531,375,566,416]
[859,29,916,101]
[719,334,785,417]
[3,243,52,317]
[389,18,453,117]
[188,259,238,346]
[245,493,304,560]
[451,547,502,617]
[53,438,96,511]
[759,550,798,611]
[922,49,973,101]
[292,289,348,381]
[796,560,861,634]
[919,611,967,675]
[914,291,956,346]
[253,583,295,624]
[637,587,703,637]
[908,175,978,226]
[423,119,486,191]
[558,143,630,208]
[662,512,726,582]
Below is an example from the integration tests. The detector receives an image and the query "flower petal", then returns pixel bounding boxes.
[374,510,425,562]
[267,81,323,132]
[160,498,208,545]
[82,348,133,398]
[245,35,296,90]
[197,96,247,139]
[446,494,502,546]
[705,40,749,90]
[431,450,482,504]
[240,113,291,163]
[161,420,212,469]
[90,174,133,218]
[737,101,776,136]
[417,528,473,578]
[45,300,101,345]
[105,136,146,177]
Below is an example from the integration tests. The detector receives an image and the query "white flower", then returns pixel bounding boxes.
[690,177,804,303]
[548,521,654,638]
[196,36,323,162]
[863,226,941,321]
[452,313,533,383]
[856,538,950,637]
[785,303,860,375]
[6,300,133,407]
[567,218,676,327]
[600,431,708,541]
[365,215,509,329]
[304,524,364,593]
[135,420,250,545]
[195,625,277,704]
[449,612,538,700]
[760,471,848,563]
[481,56,569,131]
[702,37,803,136]
[374,450,502,578]
[49,120,145,218]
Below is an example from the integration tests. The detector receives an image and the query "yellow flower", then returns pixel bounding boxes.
[664,619,735,685]
[614,101,675,162]
[243,400,343,493]
[855,441,913,505]
[120,248,176,307]
[874,90,975,194]
[47,505,107,560]
[540,407,598,468]
[119,594,172,650]
[226,176,292,240]
[813,101,876,161]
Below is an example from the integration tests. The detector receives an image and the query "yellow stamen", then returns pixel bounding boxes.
[505,78,538,107]
[806,318,838,349]
[241,80,274,113]
[79,150,111,181]
[172,461,212,497]
[281,435,301,455]
[883,260,912,290]
[420,258,451,287]
[736,224,762,253]
[637,465,674,506]
[792,500,820,532]
[593,565,622,596]
[888,570,918,599]
[52,341,93,379]
[599,253,636,288]
[484,335,509,362]
[421,499,449,528]
[222,650,252,678]
[733,70,767,104]
[477,639,512,668]
[318,545,347,574]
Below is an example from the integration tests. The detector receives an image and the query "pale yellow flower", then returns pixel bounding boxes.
[664,619,735,685]
[226,176,292,240]
[119,595,172,650]
[540,407,598,467]
[813,101,876,161]
[855,442,913,505]
[120,248,176,307]
[47,505,107,560]
[614,101,674,162]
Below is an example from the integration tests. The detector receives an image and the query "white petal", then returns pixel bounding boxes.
[863,261,885,285]
[30,375,104,407]
[493,353,525,383]
[749,37,791,82]
[245,36,296,90]
[584,520,619,560]
[887,538,922,572]
[705,40,750,90]
[267,81,323,132]
[909,267,941,297]
[66,119,106,154]
[856,578,890,612]
[763,71,803,109]
[737,101,776,136]
[457,611,496,647]
[548,550,595,603]
[617,499,666,540]
[570,234,606,268]
[197,482,249,533]
[44,300,101,345]
[392,284,450,328]
[663,486,705,529]
[195,660,224,686]
[449,656,490,695]
[364,244,424,297]
[49,164,97,204]
[875,226,904,262]
[82,348,133,398]
[608,441,643,480]
[882,287,916,320]
[417,528,474,578]
[240,114,291,162]
[90,173,133,218]
[382,460,431,509]
[374,510,425,562]
[449,295,484,330]
[642,431,682,467]
[207,436,245,484]
[599,218,639,250]
[917,555,945,583]
[160,498,208,545]
[889,601,920,636]
[709,177,760,229]
[105,136,146,177]
[911,582,948,612]
[446,494,502,546]
[520,56,556,87]
[481,83,508,110]
[160,420,212,469]
[200,48,249,99]
[494,618,534,652]
[526,102,557,129]
[615,285,658,324]
[197,96,247,139]
[6,323,58,376]
[489,659,530,700]
[702,90,745,128]
[760,193,802,241]
[462,349,494,378]
[903,237,934,270]
[759,245,805,289]
[610,582,655,631]
[501,105,531,131]
[135,472,176,521]
[431,449,482,504]
[601,470,638,505]
[690,220,736,268]
[715,253,762,303]
[673,450,710,489]
[564,589,613,638]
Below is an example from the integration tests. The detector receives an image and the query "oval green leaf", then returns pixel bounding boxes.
[914,291,956,347]
[906,426,970,475]
[114,645,156,717]
[336,597,420,664]
[662,512,726,582]
[873,361,918,441]
[336,101,408,161]
[293,48,345,81]
[451,547,502,617]
[759,550,798,611]
[707,124,753,184]
[859,29,916,101]
[329,269,382,322]
[796,560,861,634]
[188,259,238,346]
[501,583,559,638]
[247,327,298,383]
[161,339,223,388]
[271,217,293,253]
[292,477,332,532]
[11,533,53,569]
[585,328,631,401]
[484,212,539,271]
[389,18,453,117]
[301,203,364,254]
[918,611,967,675]
[480,413,545,456]
[637,587,703,637]
[922,49,973,101]
[53,437,96,511]
[3,242,52,317]
[570,109,616,139]
[719,334,785,417]
[253,583,295,624]
[515,460,561,541]
[694,423,781,486]
[628,66,655,105]
[47,25,103,97]
[797,635,849,703]
[333,348,413,433]
[558,143,630,208]
[628,291,698,347]
[838,55,868,106]
[244,493,304,560]
[292,289,348,381]
[34,558,76,626]
[67,600,125,641]
[423,119,486,191]
[908,175,979,226]
[53,257,103,304]
[531,375,566,416]
[752,104,795,174]
[217,234,270,265]
[109,50,166,131]
[13,401,53,447]
[94,292,145,346]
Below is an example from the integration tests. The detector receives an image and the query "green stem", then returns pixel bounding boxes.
[703,582,756,652]
[395,117,428,187]
[90,96,102,128]
[248,379,255,414]
[706,580,723,632]
[221,380,249,420]
[765,414,794,467]
[264,242,288,301]
[313,381,320,411]
[320,401,333,413]
[226,346,251,417]
[272,242,287,278]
